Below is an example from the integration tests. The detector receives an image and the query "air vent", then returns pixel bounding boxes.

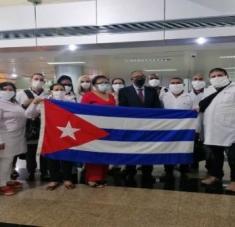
[0,15,234,40]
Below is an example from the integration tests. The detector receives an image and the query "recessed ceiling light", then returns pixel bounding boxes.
[47,61,86,65]
[144,69,178,72]
[11,73,18,78]
[195,37,207,45]
[219,56,235,59]
[68,44,78,51]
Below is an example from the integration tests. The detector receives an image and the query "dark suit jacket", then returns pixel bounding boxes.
[118,85,161,108]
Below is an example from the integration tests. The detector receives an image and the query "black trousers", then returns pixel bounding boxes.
[205,143,235,181]
[26,144,48,176]
[164,164,189,174]
[192,133,205,166]
[48,159,73,182]
[124,165,153,178]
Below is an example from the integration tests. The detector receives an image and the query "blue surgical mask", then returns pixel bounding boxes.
[96,83,111,92]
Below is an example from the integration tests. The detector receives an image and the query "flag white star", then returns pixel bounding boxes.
[57,121,80,140]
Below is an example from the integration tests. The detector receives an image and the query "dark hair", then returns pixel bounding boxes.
[49,83,65,91]
[57,75,72,83]
[111,77,125,85]
[31,73,44,79]
[91,75,108,86]
[170,77,183,83]
[57,75,74,92]
[130,70,145,77]
[149,73,159,78]
[0,81,17,102]
[0,81,16,92]
[209,68,228,76]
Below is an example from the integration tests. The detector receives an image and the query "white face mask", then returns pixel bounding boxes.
[169,84,184,95]
[96,83,111,93]
[210,76,230,88]
[64,85,72,93]
[192,81,206,90]
[52,91,66,100]
[81,82,91,90]
[32,80,44,90]
[0,91,15,101]
[112,84,124,92]
[149,79,160,87]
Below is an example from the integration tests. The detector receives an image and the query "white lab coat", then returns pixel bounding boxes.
[203,82,235,146]
[162,92,193,110]
[0,100,27,158]
[189,90,204,133]
[16,89,47,144]
[25,97,76,119]
[65,92,77,102]
[189,90,204,109]
[16,88,47,106]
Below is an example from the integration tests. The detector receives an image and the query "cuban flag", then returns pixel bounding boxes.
[38,100,197,165]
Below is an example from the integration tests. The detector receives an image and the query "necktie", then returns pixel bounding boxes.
[138,88,144,103]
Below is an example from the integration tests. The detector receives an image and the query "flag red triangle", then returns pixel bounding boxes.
[41,100,109,154]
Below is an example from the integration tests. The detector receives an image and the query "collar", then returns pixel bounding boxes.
[191,89,204,95]
[30,88,44,96]
[133,84,144,90]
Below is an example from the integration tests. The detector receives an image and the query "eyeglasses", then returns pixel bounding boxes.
[132,75,145,79]
[193,78,204,81]
[33,78,44,82]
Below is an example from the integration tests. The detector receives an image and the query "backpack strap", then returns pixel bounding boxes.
[199,83,231,113]
[24,89,35,99]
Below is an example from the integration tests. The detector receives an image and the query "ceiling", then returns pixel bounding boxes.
[0,0,84,6]
[1,42,235,87]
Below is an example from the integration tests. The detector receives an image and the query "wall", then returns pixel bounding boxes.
[0,0,234,47]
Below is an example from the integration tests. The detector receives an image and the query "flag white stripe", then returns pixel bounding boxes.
[70,140,194,154]
[76,114,197,131]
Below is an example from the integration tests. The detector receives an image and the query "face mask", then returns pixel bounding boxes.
[134,78,145,88]
[192,81,206,90]
[210,76,230,88]
[32,80,44,90]
[149,79,160,87]
[52,91,66,100]
[112,84,124,92]
[169,84,184,95]
[81,82,91,90]
[96,83,111,93]
[0,91,15,101]
[64,85,72,93]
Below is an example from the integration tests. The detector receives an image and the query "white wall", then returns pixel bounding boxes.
[166,0,235,19]
[37,1,96,28]
[0,5,35,31]
[97,0,164,25]
[0,0,235,47]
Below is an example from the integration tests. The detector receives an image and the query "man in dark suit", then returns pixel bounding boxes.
[118,70,162,187]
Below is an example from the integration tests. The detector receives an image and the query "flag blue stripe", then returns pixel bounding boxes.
[43,149,193,165]
[101,129,195,142]
[51,100,197,119]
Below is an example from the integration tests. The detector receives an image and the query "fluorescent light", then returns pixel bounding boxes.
[225,67,235,70]
[68,44,78,51]
[11,73,18,78]
[195,37,207,45]
[144,69,178,72]
[125,58,171,62]
[219,56,235,59]
[47,61,86,65]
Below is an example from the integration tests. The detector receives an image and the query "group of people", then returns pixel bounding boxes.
[0,67,234,196]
